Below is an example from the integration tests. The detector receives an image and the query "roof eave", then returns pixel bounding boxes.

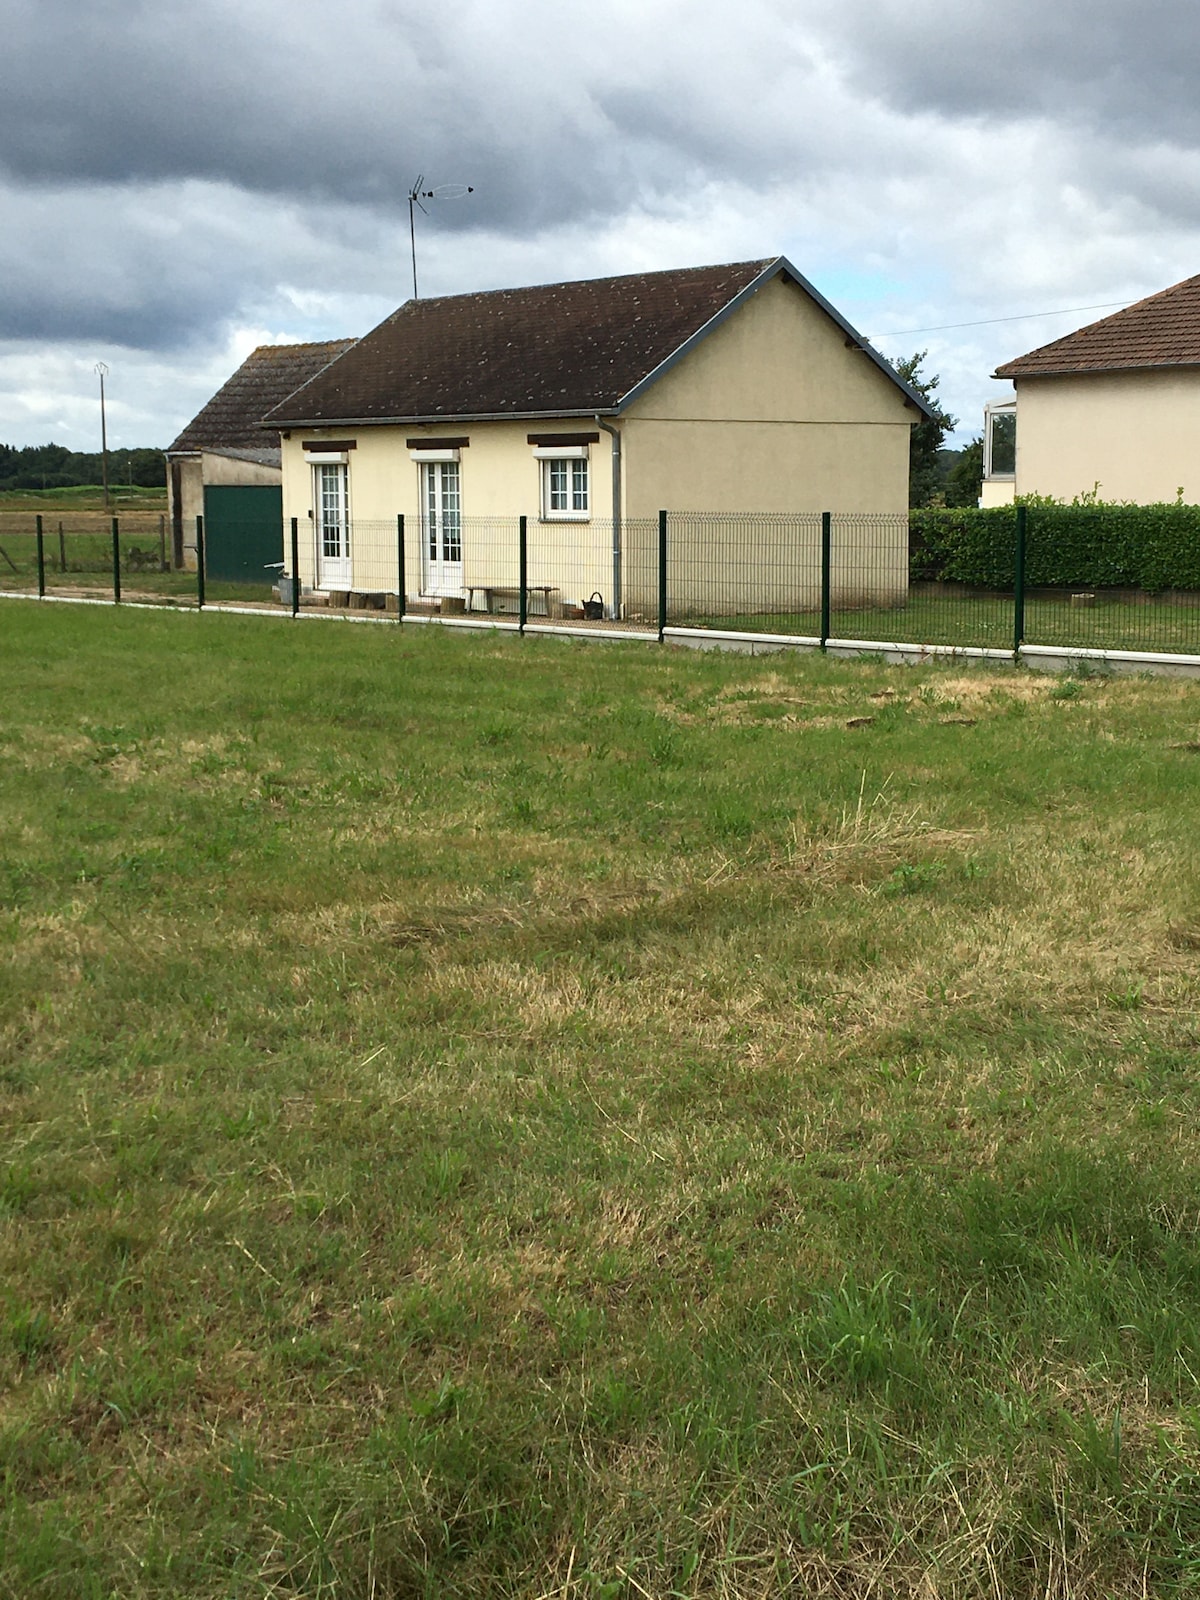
[995,359,1200,380]
[613,256,937,419]
[264,405,623,431]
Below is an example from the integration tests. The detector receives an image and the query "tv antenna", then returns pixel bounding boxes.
[408,176,474,300]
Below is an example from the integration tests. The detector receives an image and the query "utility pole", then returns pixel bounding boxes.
[95,362,110,511]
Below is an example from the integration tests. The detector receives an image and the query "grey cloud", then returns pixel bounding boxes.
[0,0,892,356]
[821,0,1200,146]
[0,178,402,348]
[26,0,1175,262]
[7,0,1200,236]
[1,0,839,230]
[0,0,652,224]
[1073,142,1200,233]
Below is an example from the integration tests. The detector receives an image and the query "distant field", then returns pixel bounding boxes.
[2,603,1200,1597]
[0,484,167,512]
[0,489,170,589]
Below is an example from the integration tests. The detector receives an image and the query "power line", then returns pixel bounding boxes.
[871,299,1134,340]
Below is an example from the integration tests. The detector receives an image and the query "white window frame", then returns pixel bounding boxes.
[983,401,1017,480]
[533,445,590,521]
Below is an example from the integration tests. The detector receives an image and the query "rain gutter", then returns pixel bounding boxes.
[595,415,622,620]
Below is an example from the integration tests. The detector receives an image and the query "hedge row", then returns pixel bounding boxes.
[910,504,1200,591]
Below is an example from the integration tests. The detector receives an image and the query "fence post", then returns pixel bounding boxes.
[58,521,66,574]
[159,514,167,572]
[1013,503,1027,658]
[290,518,300,618]
[195,515,205,609]
[820,511,832,649]
[35,514,45,598]
[111,517,121,603]
[396,513,406,621]
[658,509,668,643]
[518,515,528,634]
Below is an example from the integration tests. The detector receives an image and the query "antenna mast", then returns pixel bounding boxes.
[408,176,426,300]
[407,177,474,300]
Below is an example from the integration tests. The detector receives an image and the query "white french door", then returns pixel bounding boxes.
[421,460,463,596]
[315,463,351,588]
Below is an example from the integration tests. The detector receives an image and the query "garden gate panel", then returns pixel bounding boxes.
[202,486,284,584]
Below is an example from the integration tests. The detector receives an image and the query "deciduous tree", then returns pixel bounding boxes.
[945,436,983,507]
[892,352,957,508]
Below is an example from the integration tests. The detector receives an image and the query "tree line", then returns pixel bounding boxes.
[0,442,165,492]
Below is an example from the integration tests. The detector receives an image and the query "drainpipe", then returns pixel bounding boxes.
[595,415,621,620]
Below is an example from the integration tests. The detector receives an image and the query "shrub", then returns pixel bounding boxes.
[910,503,1200,591]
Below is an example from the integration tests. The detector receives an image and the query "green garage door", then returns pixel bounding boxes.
[202,485,284,585]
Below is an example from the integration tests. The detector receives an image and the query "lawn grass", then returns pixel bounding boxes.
[2,602,1200,1597]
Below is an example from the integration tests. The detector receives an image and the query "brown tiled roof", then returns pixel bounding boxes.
[167,340,356,454]
[266,262,776,425]
[995,275,1200,378]
[265,257,928,426]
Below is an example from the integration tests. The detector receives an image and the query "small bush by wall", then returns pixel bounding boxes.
[911,504,1200,591]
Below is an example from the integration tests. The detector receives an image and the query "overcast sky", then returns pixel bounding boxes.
[3,0,1200,451]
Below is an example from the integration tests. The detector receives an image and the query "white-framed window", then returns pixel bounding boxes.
[530,439,591,520]
[540,455,589,519]
[545,457,588,516]
[984,401,1017,479]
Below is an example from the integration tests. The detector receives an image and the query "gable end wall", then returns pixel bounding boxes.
[621,273,914,516]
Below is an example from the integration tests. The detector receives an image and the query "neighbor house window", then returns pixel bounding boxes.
[984,403,1017,478]
[542,456,589,518]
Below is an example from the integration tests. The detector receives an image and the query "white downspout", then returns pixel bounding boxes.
[595,415,621,619]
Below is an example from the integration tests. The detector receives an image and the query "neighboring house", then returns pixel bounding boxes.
[165,340,354,575]
[982,272,1200,506]
[265,257,931,617]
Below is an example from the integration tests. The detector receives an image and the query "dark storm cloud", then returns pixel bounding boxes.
[822,0,1200,145]
[0,192,239,347]
[0,173,410,350]
[8,0,1196,267]
[0,0,651,224]
[0,1,834,226]
[0,0,840,347]
[5,0,1200,233]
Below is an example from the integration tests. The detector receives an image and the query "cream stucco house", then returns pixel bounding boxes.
[981,272,1200,507]
[265,257,931,618]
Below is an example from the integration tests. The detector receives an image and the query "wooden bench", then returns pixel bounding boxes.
[467,584,561,618]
